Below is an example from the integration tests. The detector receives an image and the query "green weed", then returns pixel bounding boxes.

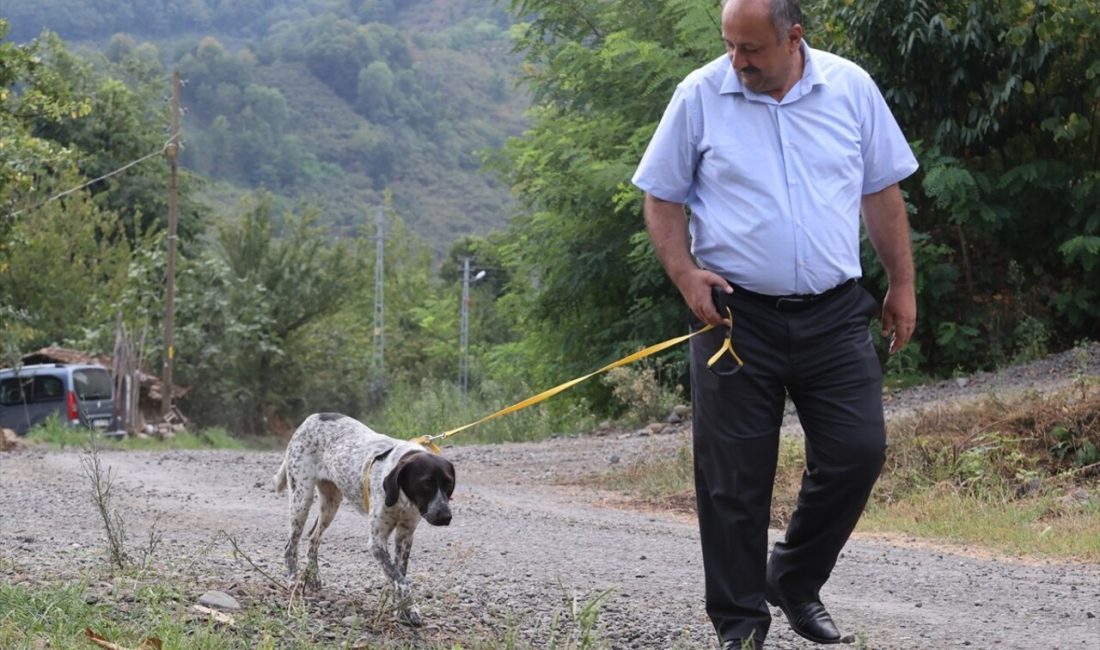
[0,573,613,650]
[602,359,683,428]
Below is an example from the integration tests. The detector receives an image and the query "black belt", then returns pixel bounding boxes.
[730,278,857,313]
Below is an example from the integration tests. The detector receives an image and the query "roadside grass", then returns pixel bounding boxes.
[0,575,397,650]
[24,419,264,451]
[599,381,1100,562]
[0,567,620,650]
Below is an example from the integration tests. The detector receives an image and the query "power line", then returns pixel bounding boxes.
[6,136,176,219]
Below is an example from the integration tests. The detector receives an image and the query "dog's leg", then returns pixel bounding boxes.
[284,476,315,584]
[393,522,417,577]
[392,522,423,625]
[370,520,422,626]
[303,479,341,591]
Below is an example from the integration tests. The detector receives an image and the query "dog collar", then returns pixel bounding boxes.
[362,448,395,512]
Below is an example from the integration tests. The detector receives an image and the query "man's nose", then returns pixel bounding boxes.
[731,49,746,70]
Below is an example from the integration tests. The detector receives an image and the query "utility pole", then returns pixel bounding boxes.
[459,257,470,395]
[459,258,486,395]
[370,209,385,377]
[162,70,181,419]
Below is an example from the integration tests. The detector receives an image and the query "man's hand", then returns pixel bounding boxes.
[881,283,916,353]
[676,268,733,328]
[643,193,732,328]
[862,183,917,355]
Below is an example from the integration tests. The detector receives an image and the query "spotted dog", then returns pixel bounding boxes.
[273,412,455,625]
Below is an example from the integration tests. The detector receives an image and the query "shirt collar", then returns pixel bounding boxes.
[719,40,829,101]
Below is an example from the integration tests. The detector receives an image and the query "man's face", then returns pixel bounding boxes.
[721,0,802,98]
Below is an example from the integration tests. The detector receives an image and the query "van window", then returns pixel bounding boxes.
[0,376,64,404]
[74,368,113,400]
[34,376,65,401]
[0,378,28,405]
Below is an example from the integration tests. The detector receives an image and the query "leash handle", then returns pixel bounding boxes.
[706,306,745,375]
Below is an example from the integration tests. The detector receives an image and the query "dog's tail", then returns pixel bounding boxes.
[272,457,289,492]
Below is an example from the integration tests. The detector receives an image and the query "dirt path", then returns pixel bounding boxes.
[2,345,1099,649]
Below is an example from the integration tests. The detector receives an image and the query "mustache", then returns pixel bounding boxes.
[740,67,761,75]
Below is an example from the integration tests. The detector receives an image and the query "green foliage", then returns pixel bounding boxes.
[501,0,1098,388]
[548,585,615,650]
[815,0,1100,369]
[367,376,599,446]
[602,360,683,428]
[177,37,322,191]
[0,573,617,649]
[0,23,92,253]
[0,181,145,350]
[176,193,353,433]
[496,0,723,403]
[9,2,526,253]
[7,0,1099,436]
[24,415,91,448]
[0,21,201,361]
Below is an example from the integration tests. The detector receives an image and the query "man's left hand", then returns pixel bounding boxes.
[881,283,916,354]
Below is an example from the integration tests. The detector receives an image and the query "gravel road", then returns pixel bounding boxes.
[2,344,1098,649]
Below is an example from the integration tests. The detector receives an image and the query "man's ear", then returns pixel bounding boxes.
[786,24,803,52]
[383,452,420,507]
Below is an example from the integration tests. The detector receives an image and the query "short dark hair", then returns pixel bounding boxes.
[724,0,803,37]
[773,0,803,33]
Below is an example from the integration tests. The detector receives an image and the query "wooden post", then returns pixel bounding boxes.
[162,70,181,419]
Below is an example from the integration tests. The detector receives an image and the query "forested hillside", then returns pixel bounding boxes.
[3,0,1096,441]
[7,0,526,249]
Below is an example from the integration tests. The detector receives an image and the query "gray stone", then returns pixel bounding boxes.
[198,590,242,611]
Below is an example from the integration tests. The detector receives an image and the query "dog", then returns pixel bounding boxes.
[272,412,455,625]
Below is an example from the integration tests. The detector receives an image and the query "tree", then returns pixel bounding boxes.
[283,196,438,419]
[176,193,353,434]
[498,0,1099,386]
[815,0,1100,366]
[495,0,724,400]
[0,21,164,361]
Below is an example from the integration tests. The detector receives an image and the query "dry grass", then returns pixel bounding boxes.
[878,382,1099,502]
[596,381,1100,561]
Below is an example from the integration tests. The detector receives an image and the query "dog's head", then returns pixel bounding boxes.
[383,450,456,526]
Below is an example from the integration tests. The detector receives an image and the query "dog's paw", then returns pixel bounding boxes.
[303,567,322,591]
[400,606,423,627]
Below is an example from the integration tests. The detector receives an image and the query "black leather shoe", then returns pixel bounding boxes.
[765,584,852,644]
[722,639,763,650]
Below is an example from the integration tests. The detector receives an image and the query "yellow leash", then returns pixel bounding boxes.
[409,315,744,452]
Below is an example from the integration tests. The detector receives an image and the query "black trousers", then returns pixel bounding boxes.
[690,281,886,643]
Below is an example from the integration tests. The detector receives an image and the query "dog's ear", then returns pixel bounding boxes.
[383,451,420,507]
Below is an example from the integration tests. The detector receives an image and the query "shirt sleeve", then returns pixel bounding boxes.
[631,83,701,203]
[859,77,919,195]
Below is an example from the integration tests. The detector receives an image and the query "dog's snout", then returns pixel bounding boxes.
[424,494,452,526]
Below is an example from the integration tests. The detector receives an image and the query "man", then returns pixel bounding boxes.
[631,0,917,648]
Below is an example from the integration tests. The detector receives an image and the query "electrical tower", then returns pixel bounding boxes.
[370,210,385,377]
[459,257,470,395]
[459,257,486,395]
